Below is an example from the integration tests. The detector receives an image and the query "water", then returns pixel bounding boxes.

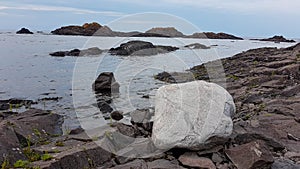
[0,32,296,130]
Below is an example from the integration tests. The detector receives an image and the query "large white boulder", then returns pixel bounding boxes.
[152,80,235,150]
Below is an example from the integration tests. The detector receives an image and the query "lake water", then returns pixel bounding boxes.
[0,33,296,130]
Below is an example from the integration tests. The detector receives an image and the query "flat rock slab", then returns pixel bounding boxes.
[152,80,235,149]
[178,152,216,169]
[225,141,274,169]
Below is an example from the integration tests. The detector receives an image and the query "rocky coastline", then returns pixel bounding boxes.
[1,43,300,168]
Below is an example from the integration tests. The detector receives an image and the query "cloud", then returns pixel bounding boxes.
[0,4,124,17]
[160,0,300,14]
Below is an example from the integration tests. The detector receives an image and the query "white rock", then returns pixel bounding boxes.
[152,80,235,149]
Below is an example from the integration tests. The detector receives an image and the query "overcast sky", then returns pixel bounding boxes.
[0,0,299,38]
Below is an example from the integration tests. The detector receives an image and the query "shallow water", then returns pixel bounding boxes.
[0,33,296,130]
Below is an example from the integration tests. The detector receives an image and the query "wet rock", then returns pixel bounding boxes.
[16,28,33,34]
[152,80,235,150]
[184,43,210,49]
[108,40,178,56]
[225,141,274,169]
[97,102,113,114]
[111,111,123,121]
[178,152,216,169]
[49,47,102,57]
[154,71,195,83]
[92,72,120,95]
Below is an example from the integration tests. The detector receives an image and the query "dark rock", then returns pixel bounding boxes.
[184,43,210,49]
[0,103,9,110]
[0,109,63,165]
[257,35,296,43]
[97,102,113,114]
[110,159,147,169]
[154,71,195,83]
[33,142,112,169]
[0,111,18,119]
[69,127,84,135]
[49,47,102,57]
[225,141,274,169]
[92,72,120,95]
[178,152,216,169]
[114,123,140,138]
[271,158,300,169]
[16,28,33,34]
[147,159,183,169]
[108,40,178,56]
[38,97,62,101]
[145,27,184,37]
[51,22,102,36]
[111,111,123,121]
[212,152,224,164]
[188,32,243,40]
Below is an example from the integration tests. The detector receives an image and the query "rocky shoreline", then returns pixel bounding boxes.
[154,43,300,168]
[1,44,300,169]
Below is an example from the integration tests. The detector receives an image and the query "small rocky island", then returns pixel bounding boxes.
[252,35,296,43]
[16,28,33,34]
[108,40,179,56]
[49,47,103,57]
[51,22,244,40]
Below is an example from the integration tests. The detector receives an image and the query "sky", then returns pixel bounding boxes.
[0,0,299,38]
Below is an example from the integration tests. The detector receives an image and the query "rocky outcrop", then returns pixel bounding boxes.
[49,47,102,57]
[145,27,184,37]
[108,40,179,56]
[0,109,63,165]
[155,43,300,166]
[255,35,296,43]
[51,22,102,36]
[92,72,120,95]
[16,28,33,34]
[152,80,236,150]
[188,32,243,40]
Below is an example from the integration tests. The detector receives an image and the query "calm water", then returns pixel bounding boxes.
[0,33,296,130]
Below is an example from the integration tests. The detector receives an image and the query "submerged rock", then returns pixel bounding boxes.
[16,28,33,34]
[49,47,102,57]
[152,80,235,150]
[108,40,179,56]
